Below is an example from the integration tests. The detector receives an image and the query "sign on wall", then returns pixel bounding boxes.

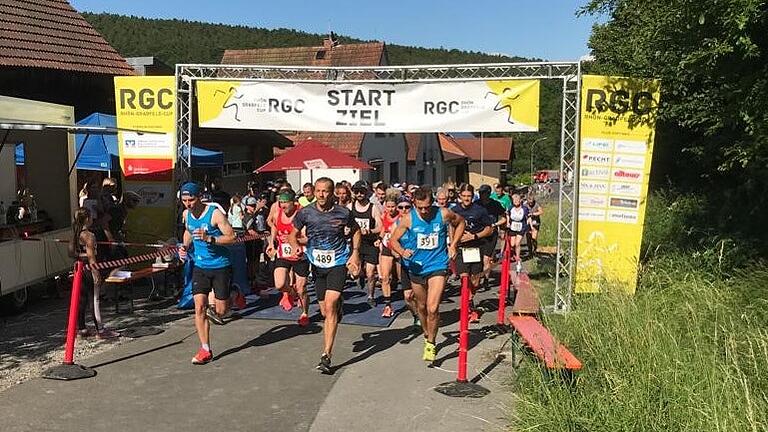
[575,75,661,294]
[196,79,540,133]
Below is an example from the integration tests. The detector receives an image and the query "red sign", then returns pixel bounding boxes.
[123,158,173,180]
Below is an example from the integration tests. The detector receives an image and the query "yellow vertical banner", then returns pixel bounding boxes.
[575,75,661,294]
[114,76,177,243]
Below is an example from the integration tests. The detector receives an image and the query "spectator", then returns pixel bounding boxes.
[209,177,231,212]
[228,194,245,231]
[298,182,316,207]
[491,183,512,210]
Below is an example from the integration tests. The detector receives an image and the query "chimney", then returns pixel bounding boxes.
[324,31,339,49]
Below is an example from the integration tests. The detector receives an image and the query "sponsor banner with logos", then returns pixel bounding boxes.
[114,76,177,242]
[196,79,540,132]
[576,75,661,294]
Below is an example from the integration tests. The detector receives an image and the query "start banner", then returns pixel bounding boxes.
[114,76,177,243]
[196,79,540,133]
[575,75,661,294]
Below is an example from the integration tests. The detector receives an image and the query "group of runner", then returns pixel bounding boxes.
[177,178,543,372]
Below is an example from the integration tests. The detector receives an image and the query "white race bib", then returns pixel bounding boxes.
[311,249,336,267]
[462,247,481,263]
[280,243,293,257]
[355,218,370,231]
[417,233,439,250]
[510,221,523,231]
[382,233,391,247]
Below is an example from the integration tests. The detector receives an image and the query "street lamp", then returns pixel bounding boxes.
[530,137,547,185]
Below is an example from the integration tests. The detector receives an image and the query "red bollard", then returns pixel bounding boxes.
[63,261,84,364]
[497,236,511,326]
[42,261,96,380]
[457,275,470,382]
[434,274,490,398]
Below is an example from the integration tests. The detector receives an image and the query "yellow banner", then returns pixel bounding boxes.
[114,76,177,243]
[575,75,661,294]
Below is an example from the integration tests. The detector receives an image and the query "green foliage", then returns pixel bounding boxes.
[580,0,768,248]
[514,253,768,431]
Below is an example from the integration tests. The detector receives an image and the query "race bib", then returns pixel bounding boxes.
[417,233,438,250]
[510,221,523,231]
[280,243,293,257]
[462,247,481,263]
[382,233,391,247]
[311,249,336,267]
[355,218,370,231]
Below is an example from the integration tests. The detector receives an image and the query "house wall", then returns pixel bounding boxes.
[468,161,502,187]
[409,134,444,186]
[360,133,407,184]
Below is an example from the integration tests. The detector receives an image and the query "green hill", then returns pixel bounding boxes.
[82,13,531,67]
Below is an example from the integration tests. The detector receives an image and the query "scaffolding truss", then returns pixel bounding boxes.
[176,61,581,312]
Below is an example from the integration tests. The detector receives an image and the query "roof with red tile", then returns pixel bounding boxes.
[438,133,469,161]
[278,131,365,157]
[452,136,513,162]
[222,39,386,67]
[0,0,134,75]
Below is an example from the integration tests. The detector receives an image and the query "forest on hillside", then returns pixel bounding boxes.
[82,12,563,174]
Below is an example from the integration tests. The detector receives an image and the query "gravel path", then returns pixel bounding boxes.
[0,288,192,393]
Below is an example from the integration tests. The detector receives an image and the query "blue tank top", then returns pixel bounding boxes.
[186,204,230,269]
[401,207,448,276]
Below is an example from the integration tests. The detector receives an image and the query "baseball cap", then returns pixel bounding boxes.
[478,184,492,195]
[244,196,258,206]
[179,182,202,197]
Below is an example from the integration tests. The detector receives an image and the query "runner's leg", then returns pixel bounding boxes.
[379,254,394,316]
[425,275,446,344]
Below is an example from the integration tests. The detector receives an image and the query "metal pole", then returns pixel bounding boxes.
[480,132,484,180]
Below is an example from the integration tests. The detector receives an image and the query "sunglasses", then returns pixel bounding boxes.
[397,205,411,209]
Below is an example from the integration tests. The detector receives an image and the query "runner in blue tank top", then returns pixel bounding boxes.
[390,186,465,364]
[178,182,237,365]
[288,177,361,374]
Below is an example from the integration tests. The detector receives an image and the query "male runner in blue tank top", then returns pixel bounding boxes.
[389,186,465,363]
[288,177,361,374]
[178,182,237,365]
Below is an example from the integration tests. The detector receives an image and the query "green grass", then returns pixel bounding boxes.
[511,193,768,431]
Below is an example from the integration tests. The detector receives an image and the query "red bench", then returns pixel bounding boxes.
[509,315,582,370]
[511,272,539,315]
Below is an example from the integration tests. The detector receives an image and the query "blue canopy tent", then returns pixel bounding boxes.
[72,113,223,171]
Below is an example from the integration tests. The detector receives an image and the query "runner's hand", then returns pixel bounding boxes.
[401,249,414,259]
[265,245,275,258]
[178,245,188,261]
[461,233,474,243]
[448,245,458,260]
[347,252,361,277]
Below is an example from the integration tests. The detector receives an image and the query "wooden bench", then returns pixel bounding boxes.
[105,264,179,313]
[509,315,582,371]
[511,272,539,315]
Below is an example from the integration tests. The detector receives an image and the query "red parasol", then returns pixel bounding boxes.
[255,138,372,173]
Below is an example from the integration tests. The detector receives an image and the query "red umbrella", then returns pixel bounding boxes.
[255,138,372,173]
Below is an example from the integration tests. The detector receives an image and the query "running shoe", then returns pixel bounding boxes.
[316,353,332,374]
[381,305,393,318]
[97,328,120,340]
[77,328,96,338]
[279,292,294,312]
[422,340,436,363]
[412,314,421,328]
[191,348,213,365]
[469,310,481,323]
[298,313,310,327]
[233,292,247,310]
[367,296,376,307]
[206,307,225,325]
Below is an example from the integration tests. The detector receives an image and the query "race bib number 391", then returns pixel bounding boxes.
[311,249,337,267]
[417,233,438,250]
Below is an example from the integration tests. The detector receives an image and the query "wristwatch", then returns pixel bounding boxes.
[473,233,478,240]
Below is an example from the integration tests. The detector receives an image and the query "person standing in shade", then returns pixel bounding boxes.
[288,177,361,374]
[351,180,383,306]
[451,184,495,322]
[178,182,237,365]
[298,182,316,208]
[389,186,464,364]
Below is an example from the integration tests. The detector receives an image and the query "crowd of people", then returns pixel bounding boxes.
[174,176,545,372]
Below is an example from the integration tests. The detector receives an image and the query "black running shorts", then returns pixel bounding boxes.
[192,266,231,300]
[275,258,310,277]
[312,265,347,301]
[359,241,379,265]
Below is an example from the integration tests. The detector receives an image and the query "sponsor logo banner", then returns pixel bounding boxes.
[576,75,661,294]
[114,76,177,243]
[196,79,540,133]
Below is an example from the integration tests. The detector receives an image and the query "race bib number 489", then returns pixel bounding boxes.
[311,249,336,267]
[417,233,438,250]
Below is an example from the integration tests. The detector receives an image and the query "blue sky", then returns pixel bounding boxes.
[71,0,598,61]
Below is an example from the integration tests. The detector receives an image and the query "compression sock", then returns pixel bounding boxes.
[202,343,211,352]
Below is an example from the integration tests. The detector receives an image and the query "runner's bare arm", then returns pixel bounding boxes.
[443,208,465,248]
[388,213,412,258]
[370,204,383,235]
[267,202,279,229]
[348,225,362,276]
[287,225,301,253]
[210,209,237,245]
[82,231,102,284]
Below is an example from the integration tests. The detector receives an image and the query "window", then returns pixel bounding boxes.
[223,161,253,178]
[315,50,327,60]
